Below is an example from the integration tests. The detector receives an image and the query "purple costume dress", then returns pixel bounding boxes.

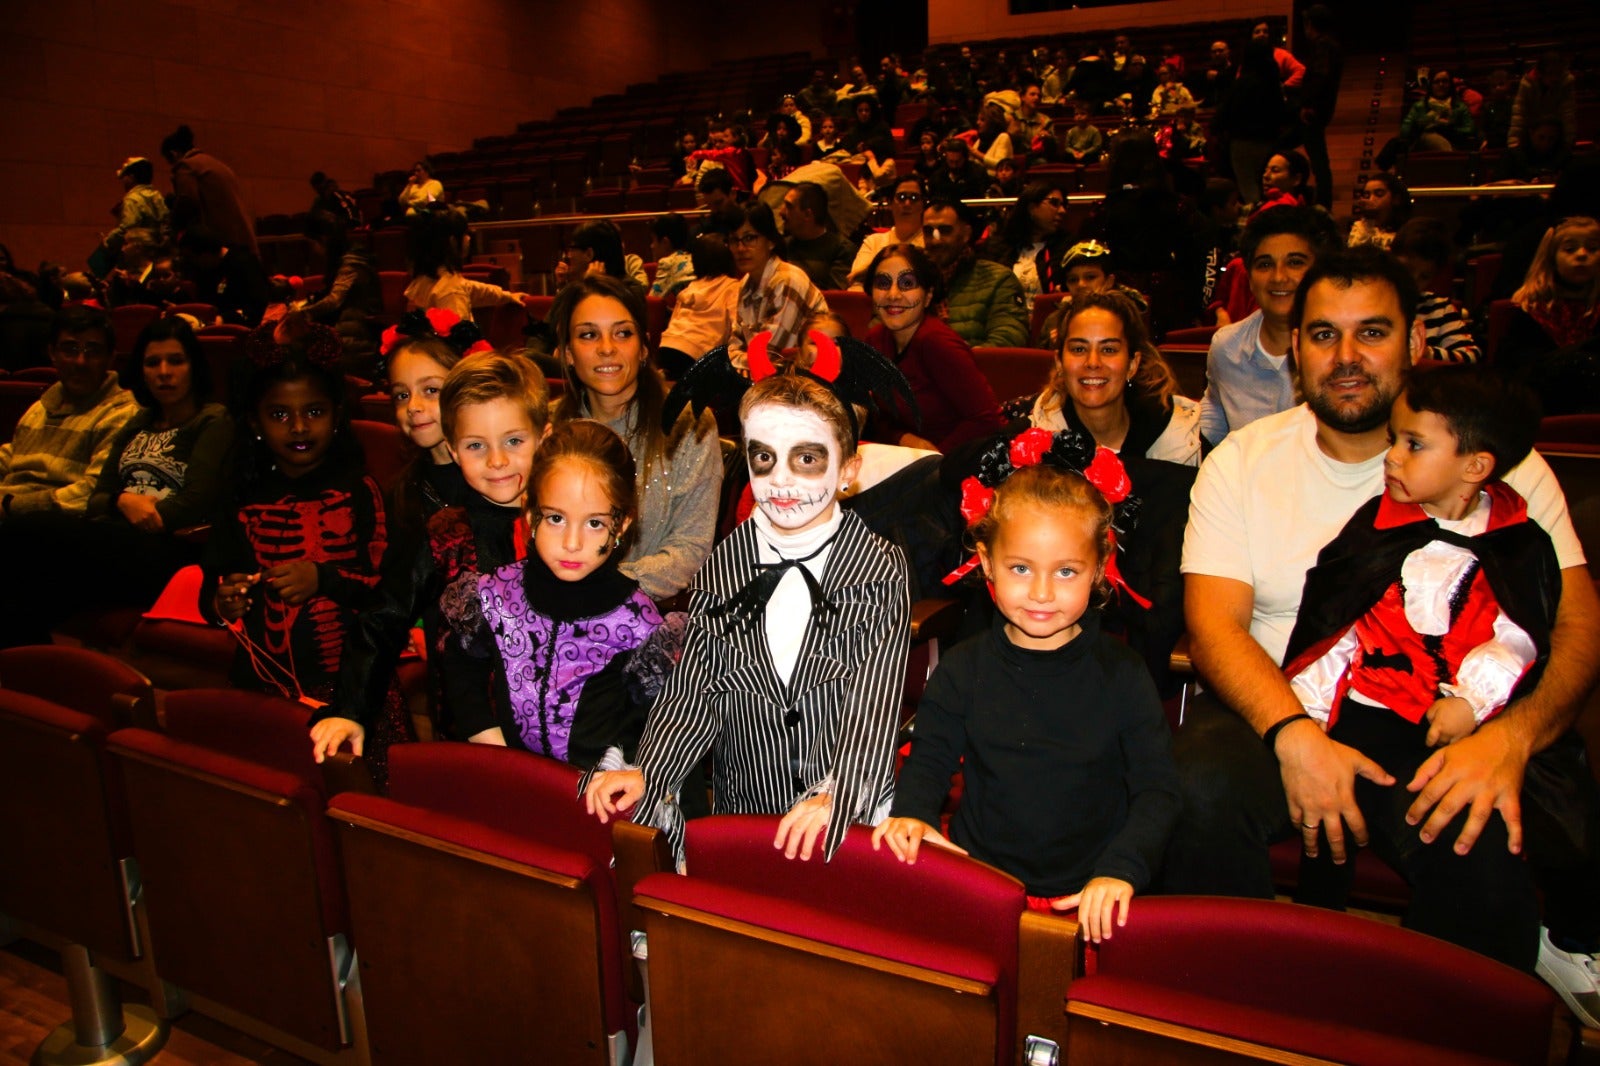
[447,554,675,766]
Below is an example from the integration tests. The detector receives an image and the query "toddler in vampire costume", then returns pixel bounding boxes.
[584,339,918,864]
[1281,367,1564,964]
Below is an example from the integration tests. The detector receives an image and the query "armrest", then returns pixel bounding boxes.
[1016,909,1079,1065]
[320,751,376,797]
[911,598,963,644]
[612,818,672,1002]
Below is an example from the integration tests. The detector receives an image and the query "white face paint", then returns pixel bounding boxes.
[742,403,847,535]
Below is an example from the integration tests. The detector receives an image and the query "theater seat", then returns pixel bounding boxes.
[631,814,1075,1066]
[327,744,666,1065]
[821,289,874,337]
[971,346,1054,407]
[106,690,365,1056]
[0,656,168,1064]
[1065,896,1554,1066]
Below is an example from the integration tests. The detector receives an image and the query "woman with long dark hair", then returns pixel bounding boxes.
[980,180,1071,311]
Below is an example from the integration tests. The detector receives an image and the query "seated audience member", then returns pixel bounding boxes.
[1347,173,1411,250]
[864,243,1004,451]
[1068,43,1118,107]
[1390,218,1481,363]
[1509,51,1578,152]
[1036,240,1149,349]
[0,317,232,647]
[299,216,383,374]
[649,213,695,298]
[926,137,990,201]
[1258,151,1312,213]
[1199,206,1341,446]
[922,198,1029,349]
[1495,119,1574,185]
[554,275,721,600]
[728,201,829,364]
[669,130,700,179]
[1157,107,1207,161]
[309,171,361,228]
[694,167,738,219]
[178,226,270,326]
[1169,247,1600,1004]
[398,160,444,215]
[1188,178,1243,320]
[557,219,649,296]
[985,157,1022,200]
[1008,79,1056,161]
[909,129,943,181]
[682,125,757,194]
[1405,69,1478,152]
[160,123,257,255]
[844,97,897,190]
[797,67,838,119]
[1150,64,1197,117]
[404,207,529,323]
[779,182,856,291]
[967,102,1015,177]
[981,181,1070,312]
[317,350,549,756]
[811,115,843,159]
[1027,291,1200,686]
[1478,68,1516,150]
[657,236,742,377]
[850,175,926,284]
[1500,216,1600,413]
[877,451,1179,932]
[104,157,171,261]
[1062,105,1105,164]
[1282,367,1552,952]
[778,94,813,146]
[1198,39,1236,108]
[1,309,137,520]
[1119,54,1157,109]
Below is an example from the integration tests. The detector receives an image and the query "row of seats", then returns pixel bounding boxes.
[0,645,1564,1066]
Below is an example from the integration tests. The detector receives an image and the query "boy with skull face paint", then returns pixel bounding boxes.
[584,371,911,864]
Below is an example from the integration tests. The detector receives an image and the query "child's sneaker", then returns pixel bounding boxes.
[1537,926,1600,1029]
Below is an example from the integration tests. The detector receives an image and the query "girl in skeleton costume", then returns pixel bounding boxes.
[584,338,915,864]
[443,419,676,765]
[204,322,405,779]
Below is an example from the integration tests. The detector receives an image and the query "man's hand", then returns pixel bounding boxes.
[1406,716,1528,855]
[1275,718,1394,863]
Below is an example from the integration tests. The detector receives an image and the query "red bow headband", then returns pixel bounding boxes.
[944,426,1149,608]
[379,307,493,365]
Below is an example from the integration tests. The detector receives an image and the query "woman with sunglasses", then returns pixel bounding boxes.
[862,244,1003,452]
[849,175,928,284]
[980,181,1072,311]
[730,201,829,361]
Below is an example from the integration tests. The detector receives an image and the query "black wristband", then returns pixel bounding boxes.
[1262,713,1315,753]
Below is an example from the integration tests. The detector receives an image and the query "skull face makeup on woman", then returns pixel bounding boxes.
[742,402,861,535]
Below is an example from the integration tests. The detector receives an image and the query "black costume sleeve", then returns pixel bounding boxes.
[1090,658,1180,890]
[318,522,432,727]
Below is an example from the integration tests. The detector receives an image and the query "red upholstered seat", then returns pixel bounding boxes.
[632,815,1040,1066]
[106,690,357,1052]
[326,744,657,1062]
[1067,896,1554,1066]
[821,289,874,337]
[109,304,160,357]
[350,418,409,491]
[0,644,152,727]
[971,346,1054,405]
[1029,291,1066,346]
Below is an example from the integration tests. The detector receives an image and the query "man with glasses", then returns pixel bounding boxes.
[849,176,927,284]
[0,305,137,520]
[921,198,1029,349]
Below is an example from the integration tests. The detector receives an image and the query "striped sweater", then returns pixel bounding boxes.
[1418,292,1482,364]
[0,376,138,517]
[627,508,910,861]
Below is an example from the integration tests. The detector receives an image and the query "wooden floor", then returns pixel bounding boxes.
[0,942,303,1066]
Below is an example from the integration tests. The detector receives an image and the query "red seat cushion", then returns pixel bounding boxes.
[161,690,323,795]
[1077,897,1552,1066]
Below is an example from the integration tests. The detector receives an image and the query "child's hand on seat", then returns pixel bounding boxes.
[1054,877,1134,943]
[309,717,365,762]
[264,560,320,604]
[1424,696,1477,747]
[775,794,834,861]
[870,817,969,864]
[585,769,645,823]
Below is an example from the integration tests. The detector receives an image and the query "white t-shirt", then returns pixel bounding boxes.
[1182,404,1584,665]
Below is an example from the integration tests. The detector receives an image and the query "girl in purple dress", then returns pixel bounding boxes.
[446,419,679,766]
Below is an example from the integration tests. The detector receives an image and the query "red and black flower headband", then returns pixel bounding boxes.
[945,426,1149,607]
[242,319,344,371]
[378,308,493,372]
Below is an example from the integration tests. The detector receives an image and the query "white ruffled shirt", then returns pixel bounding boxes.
[1290,492,1538,724]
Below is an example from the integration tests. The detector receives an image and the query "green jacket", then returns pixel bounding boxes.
[943,257,1029,349]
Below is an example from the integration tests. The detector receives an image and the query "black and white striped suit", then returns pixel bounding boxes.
[632,508,910,861]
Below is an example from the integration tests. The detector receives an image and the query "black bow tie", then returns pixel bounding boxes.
[707,530,841,633]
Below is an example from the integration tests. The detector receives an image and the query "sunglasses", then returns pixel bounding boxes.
[872,270,923,293]
[893,191,924,204]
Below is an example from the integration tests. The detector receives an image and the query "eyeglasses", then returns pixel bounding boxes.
[1041,196,1067,208]
[55,341,109,358]
[872,270,923,293]
[893,191,924,204]
[727,231,766,248]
